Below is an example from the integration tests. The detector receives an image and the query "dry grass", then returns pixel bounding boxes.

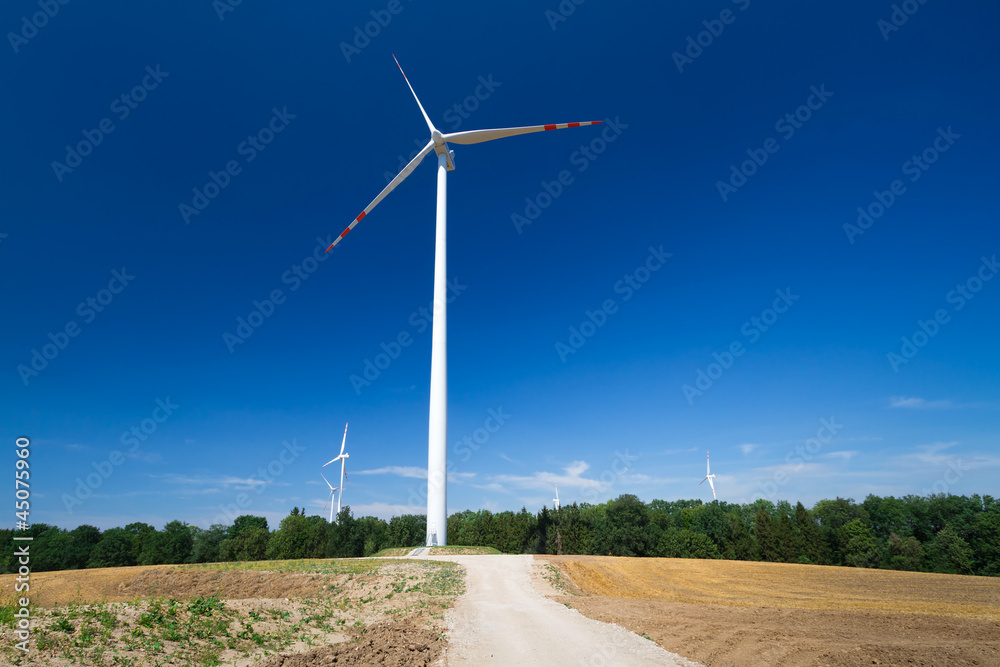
[544,555,1000,621]
[427,546,501,556]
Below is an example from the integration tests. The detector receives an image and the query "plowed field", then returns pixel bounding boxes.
[540,555,1000,667]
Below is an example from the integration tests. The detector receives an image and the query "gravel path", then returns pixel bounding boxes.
[418,554,703,666]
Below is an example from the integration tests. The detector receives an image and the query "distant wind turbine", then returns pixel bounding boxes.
[323,422,350,518]
[320,473,339,523]
[326,56,601,546]
[700,450,717,501]
[553,483,560,511]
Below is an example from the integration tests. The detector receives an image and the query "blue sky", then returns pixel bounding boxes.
[2,1,998,531]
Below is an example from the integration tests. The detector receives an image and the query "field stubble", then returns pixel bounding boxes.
[541,555,1000,667]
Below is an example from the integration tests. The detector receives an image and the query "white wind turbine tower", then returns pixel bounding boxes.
[323,422,350,519]
[700,450,717,501]
[320,473,339,523]
[326,56,601,546]
[553,483,560,511]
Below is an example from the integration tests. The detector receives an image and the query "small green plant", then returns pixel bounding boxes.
[74,625,96,647]
[53,617,75,633]
[188,596,225,616]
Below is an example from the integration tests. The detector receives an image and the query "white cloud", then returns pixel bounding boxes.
[889,396,952,409]
[489,460,606,492]
[823,450,858,461]
[499,453,522,466]
[740,443,757,454]
[905,441,959,465]
[354,466,475,484]
[660,447,698,456]
[155,474,270,488]
[355,466,428,479]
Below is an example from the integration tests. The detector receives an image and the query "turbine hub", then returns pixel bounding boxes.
[432,129,445,145]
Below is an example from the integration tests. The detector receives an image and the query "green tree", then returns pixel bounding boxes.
[326,507,358,558]
[655,528,721,559]
[924,525,974,575]
[839,519,879,568]
[29,525,71,572]
[968,510,1000,576]
[794,502,826,564]
[87,528,135,568]
[589,495,651,557]
[267,513,311,560]
[754,510,780,562]
[124,522,156,564]
[813,497,868,565]
[138,521,194,565]
[220,526,269,561]
[388,514,425,548]
[886,532,923,571]
[65,525,102,569]
[191,524,228,563]
[228,515,269,540]
[723,511,755,561]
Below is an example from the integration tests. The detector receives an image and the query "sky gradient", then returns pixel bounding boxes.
[2,0,998,530]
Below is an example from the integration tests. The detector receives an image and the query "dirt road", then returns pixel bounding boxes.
[421,554,702,666]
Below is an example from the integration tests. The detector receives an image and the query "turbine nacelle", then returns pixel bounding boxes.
[434,143,456,171]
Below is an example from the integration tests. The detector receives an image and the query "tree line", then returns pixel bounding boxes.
[3,493,997,576]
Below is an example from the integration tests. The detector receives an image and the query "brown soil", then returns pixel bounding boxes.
[540,555,1000,667]
[260,619,443,667]
[0,564,328,607]
[0,559,459,666]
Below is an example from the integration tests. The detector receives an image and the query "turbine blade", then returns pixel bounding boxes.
[339,422,348,456]
[326,140,435,252]
[699,477,707,485]
[392,54,436,135]
[322,459,338,467]
[708,476,716,499]
[443,121,602,146]
[320,473,334,491]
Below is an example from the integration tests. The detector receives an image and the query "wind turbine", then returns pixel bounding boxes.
[323,422,350,518]
[553,483,560,511]
[326,56,601,546]
[699,450,717,501]
[320,473,339,523]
